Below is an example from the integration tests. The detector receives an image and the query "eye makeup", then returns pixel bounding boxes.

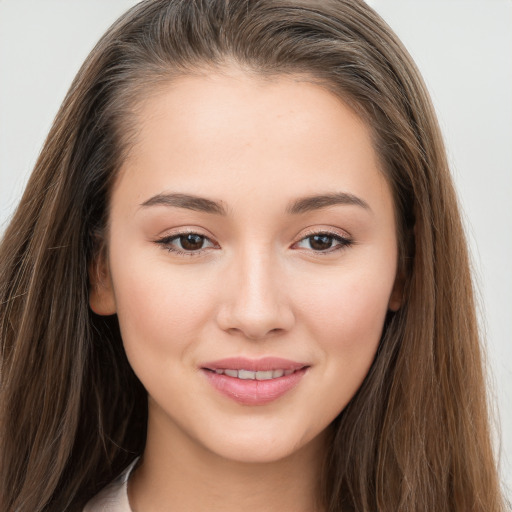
[154,228,354,257]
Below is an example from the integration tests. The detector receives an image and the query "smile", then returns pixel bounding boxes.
[201,357,310,405]
[208,368,297,380]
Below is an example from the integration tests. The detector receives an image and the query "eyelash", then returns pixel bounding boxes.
[155,229,353,257]
[295,230,353,255]
[155,230,218,257]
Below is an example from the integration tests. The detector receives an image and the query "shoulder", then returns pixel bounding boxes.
[82,458,139,512]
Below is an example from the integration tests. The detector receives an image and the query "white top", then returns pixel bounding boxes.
[83,458,139,512]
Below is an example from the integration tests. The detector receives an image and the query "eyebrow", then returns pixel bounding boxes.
[140,193,228,215]
[285,192,370,215]
[140,191,370,215]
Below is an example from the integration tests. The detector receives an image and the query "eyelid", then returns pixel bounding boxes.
[292,228,354,254]
[153,226,353,257]
[297,226,352,240]
[154,228,219,256]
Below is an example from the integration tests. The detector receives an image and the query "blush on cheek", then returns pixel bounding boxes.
[113,263,220,355]
[303,288,389,390]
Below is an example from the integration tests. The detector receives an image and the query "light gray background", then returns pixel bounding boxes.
[1,0,511,497]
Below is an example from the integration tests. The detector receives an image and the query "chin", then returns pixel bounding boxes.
[195,421,327,465]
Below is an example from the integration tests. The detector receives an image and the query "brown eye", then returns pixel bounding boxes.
[179,234,205,251]
[309,235,335,251]
[294,232,353,253]
[155,232,216,255]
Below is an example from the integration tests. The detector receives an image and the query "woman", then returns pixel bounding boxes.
[0,1,506,511]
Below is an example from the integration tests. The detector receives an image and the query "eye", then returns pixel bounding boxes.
[294,232,353,253]
[155,232,217,255]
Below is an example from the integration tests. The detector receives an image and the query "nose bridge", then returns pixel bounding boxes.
[239,243,276,308]
[217,239,294,339]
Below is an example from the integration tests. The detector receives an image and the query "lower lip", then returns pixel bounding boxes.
[202,368,308,405]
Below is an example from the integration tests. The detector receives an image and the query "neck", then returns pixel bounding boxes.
[128,411,329,512]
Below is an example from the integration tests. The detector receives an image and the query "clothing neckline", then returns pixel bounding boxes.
[83,457,139,511]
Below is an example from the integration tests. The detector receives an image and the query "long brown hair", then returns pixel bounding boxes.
[0,1,506,510]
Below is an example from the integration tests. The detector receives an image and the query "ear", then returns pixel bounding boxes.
[388,272,405,312]
[88,241,116,316]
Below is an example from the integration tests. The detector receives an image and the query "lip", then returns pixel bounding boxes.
[201,356,308,372]
[200,357,310,406]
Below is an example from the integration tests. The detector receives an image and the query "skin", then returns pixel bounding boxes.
[90,67,401,512]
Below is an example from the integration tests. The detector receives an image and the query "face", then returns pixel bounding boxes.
[90,68,401,464]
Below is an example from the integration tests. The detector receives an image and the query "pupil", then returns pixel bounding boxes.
[180,234,204,250]
[310,235,332,251]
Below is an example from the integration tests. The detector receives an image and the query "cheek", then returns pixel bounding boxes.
[293,262,394,391]
[298,265,392,340]
[110,256,219,362]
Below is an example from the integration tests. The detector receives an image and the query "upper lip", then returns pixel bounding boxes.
[201,357,309,372]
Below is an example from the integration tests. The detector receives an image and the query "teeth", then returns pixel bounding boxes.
[255,370,273,381]
[213,368,297,380]
[238,369,256,380]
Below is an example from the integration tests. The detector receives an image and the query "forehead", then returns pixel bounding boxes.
[114,68,391,215]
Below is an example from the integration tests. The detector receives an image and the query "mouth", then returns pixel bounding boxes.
[204,368,300,380]
[200,357,310,405]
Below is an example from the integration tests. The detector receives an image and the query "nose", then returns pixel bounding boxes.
[215,246,295,340]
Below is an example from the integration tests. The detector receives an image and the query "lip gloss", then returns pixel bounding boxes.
[200,357,309,405]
